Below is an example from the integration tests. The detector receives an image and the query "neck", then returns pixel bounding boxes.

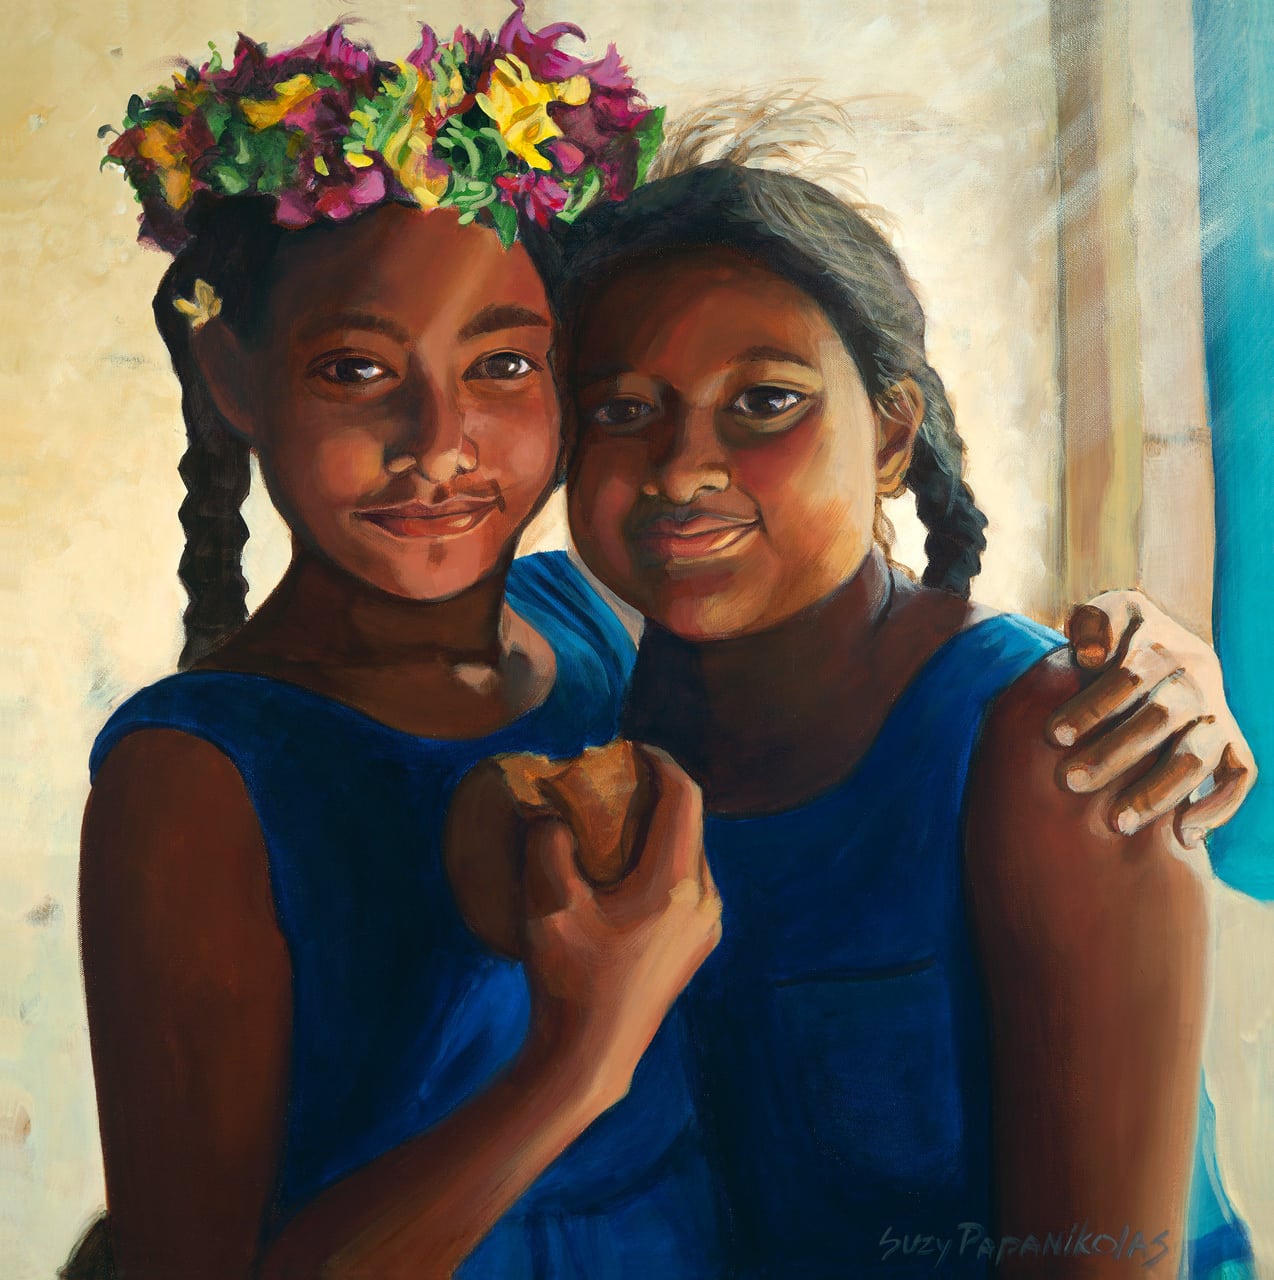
[625,548,896,807]
[248,547,513,668]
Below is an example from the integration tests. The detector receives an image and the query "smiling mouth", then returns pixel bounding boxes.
[634,516,760,566]
[356,498,499,540]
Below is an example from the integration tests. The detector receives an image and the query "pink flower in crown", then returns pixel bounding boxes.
[496,0,588,80]
[543,137,586,174]
[314,165,388,218]
[583,44,637,94]
[267,24,376,82]
[215,26,385,102]
[405,25,439,72]
[495,171,570,226]
[449,23,497,68]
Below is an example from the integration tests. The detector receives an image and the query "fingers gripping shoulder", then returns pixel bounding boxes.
[965,653,1210,948]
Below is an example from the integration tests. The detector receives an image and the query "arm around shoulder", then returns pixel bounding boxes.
[963,652,1210,1275]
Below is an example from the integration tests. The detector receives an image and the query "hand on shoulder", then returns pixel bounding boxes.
[966,649,1211,935]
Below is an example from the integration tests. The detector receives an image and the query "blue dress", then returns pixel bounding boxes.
[677,613,1254,1279]
[89,551,727,1279]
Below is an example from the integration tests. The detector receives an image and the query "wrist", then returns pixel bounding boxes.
[513,1016,632,1119]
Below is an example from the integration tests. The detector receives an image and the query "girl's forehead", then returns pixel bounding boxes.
[575,249,837,366]
[267,205,549,334]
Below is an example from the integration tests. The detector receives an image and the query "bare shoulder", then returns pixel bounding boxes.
[82,728,284,974]
[82,736,293,1273]
[963,650,1209,951]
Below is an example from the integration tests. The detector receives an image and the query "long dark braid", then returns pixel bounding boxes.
[906,365,988,595]
[152,199,287,667]
[552,162,989,596]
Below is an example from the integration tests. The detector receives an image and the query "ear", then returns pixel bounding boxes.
[874,376,924,496]
[190,320,259,443]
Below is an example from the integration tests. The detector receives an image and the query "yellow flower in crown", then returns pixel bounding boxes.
[389,132,450,209]
[241,74,320,129]
[373,65,458,208]
[476,54,589,171]
[136,121,192,209]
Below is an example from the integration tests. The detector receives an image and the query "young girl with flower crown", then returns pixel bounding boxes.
[74,11,1254,1279]
[81,16,730,1279]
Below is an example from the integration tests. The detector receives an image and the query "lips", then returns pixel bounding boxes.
[356,496,499,540]
[633,513,760,565]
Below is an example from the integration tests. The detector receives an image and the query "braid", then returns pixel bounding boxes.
[174,382,251,669]
[904,368,987,598]
[152,199,285,667]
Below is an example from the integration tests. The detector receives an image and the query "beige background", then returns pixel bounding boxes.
[2,0,1270,1274]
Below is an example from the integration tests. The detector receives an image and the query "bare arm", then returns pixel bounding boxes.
[964,654,1210,1276]
[83,732,716,1280]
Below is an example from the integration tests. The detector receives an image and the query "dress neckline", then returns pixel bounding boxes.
[172,650,568,748]
[703,612,1029,827]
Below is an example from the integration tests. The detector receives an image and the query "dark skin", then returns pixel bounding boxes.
[566,248,1207,1274]
[84,214,1232,1278]
[80,206,722,1279]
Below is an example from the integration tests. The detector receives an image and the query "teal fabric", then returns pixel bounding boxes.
[1194,0,1274,899]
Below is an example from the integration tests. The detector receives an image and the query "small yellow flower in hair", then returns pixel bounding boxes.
[477,55,589,172]
[241,74,320,129]
[172,279,222,330]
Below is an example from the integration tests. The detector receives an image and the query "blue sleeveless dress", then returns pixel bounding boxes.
[676,613,1254,1279]
[89,551,727,1279]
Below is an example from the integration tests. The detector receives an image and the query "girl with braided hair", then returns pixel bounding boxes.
[78,19,730,1280]
[538,154,1257,1276]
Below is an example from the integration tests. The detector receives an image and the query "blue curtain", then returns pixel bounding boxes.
[1194,0,1273,900]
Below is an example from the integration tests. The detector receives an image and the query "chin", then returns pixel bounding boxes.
[647,584,765,643]
[348,540,507,603]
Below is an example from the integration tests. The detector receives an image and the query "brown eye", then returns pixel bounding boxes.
[589,397,655,433]
[731,386,807,419]
[318,356,391,385]
[464,352,538,381]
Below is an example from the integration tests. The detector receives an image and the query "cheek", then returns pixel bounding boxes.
[307,429,386,497]
[502,417,558,494]
[265,416,385,514]
[470,389,560,502]
[569,442,643,558]
[732,420,876,571]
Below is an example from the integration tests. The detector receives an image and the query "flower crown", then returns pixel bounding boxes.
[102,5,664,253]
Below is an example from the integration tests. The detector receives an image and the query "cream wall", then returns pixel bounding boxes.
[2,1,1268,1275]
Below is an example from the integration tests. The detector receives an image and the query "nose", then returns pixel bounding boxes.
[385,388,478,482]
[645,405,730,503]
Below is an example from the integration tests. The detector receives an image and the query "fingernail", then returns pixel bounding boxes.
[1076,643,1107,669]
[1116,809,1140,835]
[1053,723,1076,747]
[1065,765,1091,792]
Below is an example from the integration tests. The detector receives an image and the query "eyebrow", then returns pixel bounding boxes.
[727,345,815,368]
[458,304,551,342]
[577,345,815,386]
[298,311,413,345]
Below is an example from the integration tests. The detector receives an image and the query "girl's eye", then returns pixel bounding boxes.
[589,397,655,433]
[464,352,538,381]
[318,356,392,386]
[731,386,808,420]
